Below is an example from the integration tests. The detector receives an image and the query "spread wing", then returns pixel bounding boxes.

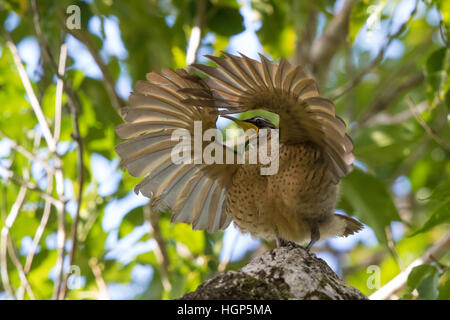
[186,52,354,183]
[115,69,235,232]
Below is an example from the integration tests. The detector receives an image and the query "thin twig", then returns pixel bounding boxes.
[363,99,428,127]
[2,168,63,206]
[89,258,110,300]
[385,225,404,271]
[17,174,53,299]
[16,132,46,300]
[355,72,425,128]
[31,0,58,72]
[344,43,357,121]
[395,138,430,179]
[342,251,386,276]
[30,0,81,116]
[186,0,206,66]
[1,185,6,221]
[293,3,317,69]
[66,29,124,112]
[218,229,239,272]
[1,164,37,299]
[0,130,54,174]
[438,13,449,46]
[30,2,85,299]
[53,44,67,142]
[0,184,27,298]
[58,68,85,301]
[3,33,56,152]
[57,132,84,300]
[51,178,66,300]
[50,43,69,301]
[330,0,419,100]
[310,0,357,85]
[406,97,450,151]
[148,205,171,292]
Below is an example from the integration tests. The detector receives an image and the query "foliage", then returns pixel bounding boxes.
[0,0,448,300]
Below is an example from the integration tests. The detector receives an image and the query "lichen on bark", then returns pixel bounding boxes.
[180,245,367,300]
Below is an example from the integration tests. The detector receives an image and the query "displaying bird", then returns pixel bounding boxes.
[115,52,363,250]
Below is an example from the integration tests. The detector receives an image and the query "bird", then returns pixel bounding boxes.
[115,52,363,250]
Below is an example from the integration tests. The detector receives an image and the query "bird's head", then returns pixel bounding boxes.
[221,115,277,133]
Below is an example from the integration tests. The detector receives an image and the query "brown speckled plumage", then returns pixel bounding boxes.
[226,142,337,243]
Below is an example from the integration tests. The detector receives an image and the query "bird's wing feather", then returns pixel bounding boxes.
[190,52,354,182]
[116,70,236,232]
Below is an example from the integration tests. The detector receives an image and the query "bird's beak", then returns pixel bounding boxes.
[222,115,258,133]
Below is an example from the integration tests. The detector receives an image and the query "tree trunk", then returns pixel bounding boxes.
[180,245,367,300]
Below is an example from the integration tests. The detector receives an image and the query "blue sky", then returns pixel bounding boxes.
[1,0,440,298]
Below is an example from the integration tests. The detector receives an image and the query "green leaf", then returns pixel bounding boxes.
[353,124,418,167]
[422,179,450,202]
[426,48,447,75]
[425,47,449,103]
[349,0,381,43]
[438,273,450,300]
[254,0,286,59]
[160,214,205,255]
[407,264,437,290]
[410,201,450,236]
[207,6,244,37]
[107,56,121,81]
[340,168,401,244]
[27,250,58,299]
[417,272,440,300]
[119,206,145,237]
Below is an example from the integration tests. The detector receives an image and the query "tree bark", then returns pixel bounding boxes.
[181,245,367,300]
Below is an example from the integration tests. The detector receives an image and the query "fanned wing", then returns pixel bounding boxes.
[115,70,234,232]
[188,52,354,182]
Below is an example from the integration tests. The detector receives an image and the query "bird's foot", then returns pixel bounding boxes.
[305,239,316,252]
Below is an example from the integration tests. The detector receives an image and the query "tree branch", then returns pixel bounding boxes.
[3,32,56,152]
[181,245,367,300]
[2,168,63,207]
[370,230,450,300]
[31,0,82,119]
[53,43,67,142]
[148,205,171,293]
[89,258,110,300]
[310,0,356,86]
[29,2,86,299]
[356,71,425,127]
[330,0,419,100]
[6,234,35,299]
[54,40,86,300]
[186,0,206,66]
[0,31,69,299]
[17,173,53,299]
[0,130,54,175]
[293,4,317,69]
